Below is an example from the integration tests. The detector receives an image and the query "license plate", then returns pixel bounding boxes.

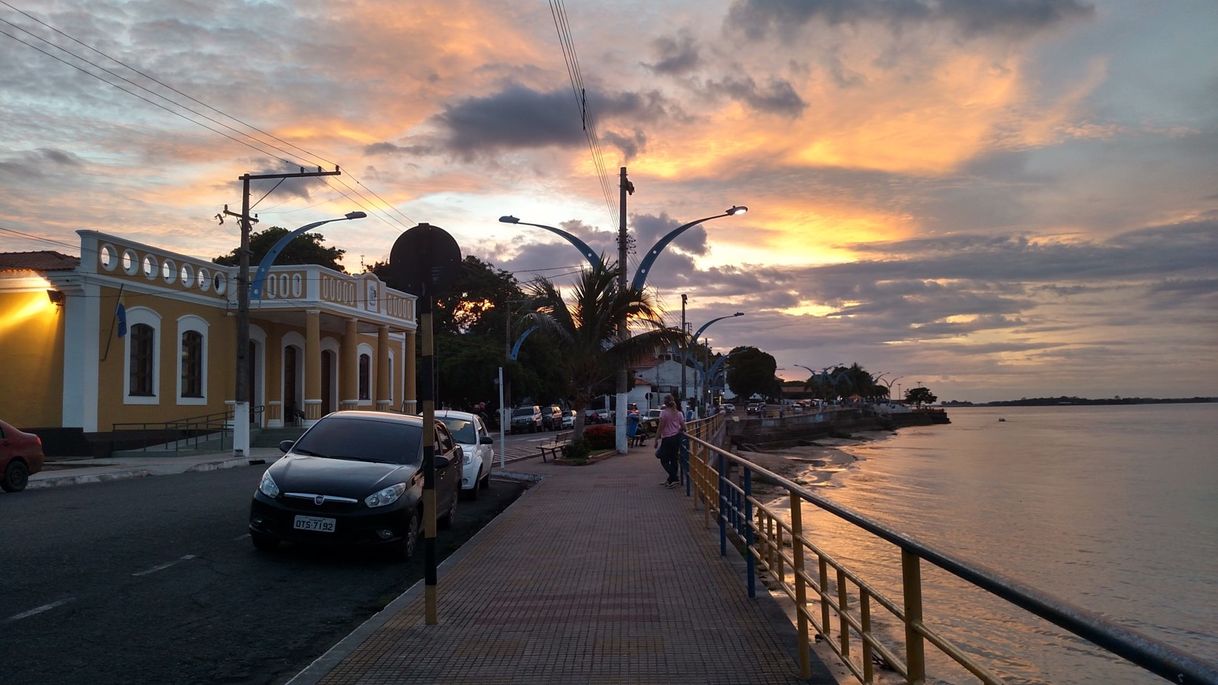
[293,515,336,533]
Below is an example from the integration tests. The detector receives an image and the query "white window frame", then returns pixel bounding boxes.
[123,307,161,405]
[387,349,396,404]
[176,314,209,405]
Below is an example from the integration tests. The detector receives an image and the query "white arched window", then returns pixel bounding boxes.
[124,307,161,405]
[176,315,209,405]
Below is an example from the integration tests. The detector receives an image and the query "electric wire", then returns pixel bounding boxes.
[0,6,415,231]
[547,0,617,228]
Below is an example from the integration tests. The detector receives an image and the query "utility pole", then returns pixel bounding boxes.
[231,166,341,462]
[615,167,633,454]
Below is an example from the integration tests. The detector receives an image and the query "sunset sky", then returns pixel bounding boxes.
[1,0,1215,402]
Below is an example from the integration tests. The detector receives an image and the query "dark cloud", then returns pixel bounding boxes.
[364,142,434,157]
[726,0,1095,41]
[599,129,648,160]
[0,148,83,179]
[644,31,702,75]
[434,84,677,159]
[711,75,807,117]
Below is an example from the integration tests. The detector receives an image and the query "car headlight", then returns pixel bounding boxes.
[365,482,407,508]
[258,472,279,498]
[463,449,472,465]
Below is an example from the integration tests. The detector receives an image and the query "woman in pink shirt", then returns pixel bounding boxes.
[655,394,686,488]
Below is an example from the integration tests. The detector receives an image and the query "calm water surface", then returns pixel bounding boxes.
[785,404,1218,684]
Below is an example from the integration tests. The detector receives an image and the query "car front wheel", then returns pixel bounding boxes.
[1,459,30,492]
[395,508,421,561]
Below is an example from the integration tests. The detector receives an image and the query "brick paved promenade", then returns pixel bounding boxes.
[290,445,833,684]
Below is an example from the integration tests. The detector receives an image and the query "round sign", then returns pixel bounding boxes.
[387,223,462,299]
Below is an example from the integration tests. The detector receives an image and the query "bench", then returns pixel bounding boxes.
[538,430,573,462]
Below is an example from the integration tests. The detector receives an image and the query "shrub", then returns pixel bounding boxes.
[562,439,591,462]
[582,424,614,449]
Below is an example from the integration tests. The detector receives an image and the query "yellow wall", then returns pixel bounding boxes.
[95,285,235,429]
[0,290,65,427]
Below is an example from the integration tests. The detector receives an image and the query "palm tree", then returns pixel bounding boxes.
[526,259,682,442]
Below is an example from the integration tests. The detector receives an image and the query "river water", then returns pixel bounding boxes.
[779,403,1217,684]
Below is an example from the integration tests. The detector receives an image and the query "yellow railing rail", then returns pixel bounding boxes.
[680,418,1218,684]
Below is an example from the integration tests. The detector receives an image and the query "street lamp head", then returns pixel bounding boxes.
[727,205,748,215]
[498,215,520,224]
[345,211,367,220]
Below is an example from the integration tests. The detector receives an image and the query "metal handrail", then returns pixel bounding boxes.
[680,418,1218,684]
[112,405,264,453]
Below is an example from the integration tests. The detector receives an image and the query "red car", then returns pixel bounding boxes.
[1,419,44,492]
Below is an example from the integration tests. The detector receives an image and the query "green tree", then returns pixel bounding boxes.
[906,386,938,407]
[726,347,781,401]
[525,259,681,441]
[213,226,345,271]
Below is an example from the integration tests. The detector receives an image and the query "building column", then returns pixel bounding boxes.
[341,317,359,410]
[404,330,417,414]
[304,309,322,424]
[376,324,391,412]
[266,331,283,428]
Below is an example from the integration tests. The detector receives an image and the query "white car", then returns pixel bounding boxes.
[435,410,495,498]
[561,410,576,429]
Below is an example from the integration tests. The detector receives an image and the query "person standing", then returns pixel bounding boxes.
[655,394,686,488]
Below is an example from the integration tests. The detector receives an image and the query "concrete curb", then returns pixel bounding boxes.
[27,469,155,489]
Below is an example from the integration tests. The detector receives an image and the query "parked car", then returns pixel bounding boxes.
[510,405,543,433]
[436,409,494,499]
[1,419,44,492]
[561,410,576,429]
[541,404,564,431]
[248,411,462,560]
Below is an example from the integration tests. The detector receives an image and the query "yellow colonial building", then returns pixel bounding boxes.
[0,231,417,452]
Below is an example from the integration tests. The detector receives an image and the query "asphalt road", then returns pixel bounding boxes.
[0,464,526,685]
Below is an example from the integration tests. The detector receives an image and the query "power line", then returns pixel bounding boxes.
[547,0,617,229]
[0,5,415,231]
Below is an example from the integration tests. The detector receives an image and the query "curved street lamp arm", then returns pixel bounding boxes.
[509,325,538,361]
[499,217,603,270]
[631,212,730,291]
[691,312,746,344]
[251,216,349,300]
[247,212,360,297]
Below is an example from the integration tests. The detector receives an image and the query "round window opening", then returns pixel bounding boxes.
[99,244,117,271]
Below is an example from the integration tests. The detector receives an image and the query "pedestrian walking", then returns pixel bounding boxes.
[655,394,685,488]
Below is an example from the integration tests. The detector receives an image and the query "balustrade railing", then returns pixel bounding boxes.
[679,416,1217,684]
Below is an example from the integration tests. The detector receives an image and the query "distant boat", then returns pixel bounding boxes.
[998,418,1006,422]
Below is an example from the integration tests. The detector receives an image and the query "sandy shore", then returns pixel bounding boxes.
[729,430,894,493]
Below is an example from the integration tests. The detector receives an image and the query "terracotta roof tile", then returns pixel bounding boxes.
[0,251,80,273]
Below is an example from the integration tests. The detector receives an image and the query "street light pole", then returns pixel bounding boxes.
[680,294,687,407]
[230,167,341,462]
[616,167,633,454]
[688,312,744,413]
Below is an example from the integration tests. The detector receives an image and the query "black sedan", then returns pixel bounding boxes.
[248,411,462,560]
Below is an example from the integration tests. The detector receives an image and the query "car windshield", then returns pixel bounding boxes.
[292,416,422,465]
[512,408,534,417]
[439,418,476,444]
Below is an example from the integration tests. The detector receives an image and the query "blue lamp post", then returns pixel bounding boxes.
[631,206,747,292]
[685,312,744,412]
[498,216,602,268]
[250,211,367,299]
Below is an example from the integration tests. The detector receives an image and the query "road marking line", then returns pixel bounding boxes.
[233,533,250,541]
[6,598,76,622]
[131,554,197,577]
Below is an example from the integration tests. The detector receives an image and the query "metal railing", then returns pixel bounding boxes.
[679,415,1218,684]
[111,405,264,454]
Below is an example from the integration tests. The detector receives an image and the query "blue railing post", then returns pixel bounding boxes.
[745,467,755,598]
[680,434,689,488]
[718,452,727,556]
